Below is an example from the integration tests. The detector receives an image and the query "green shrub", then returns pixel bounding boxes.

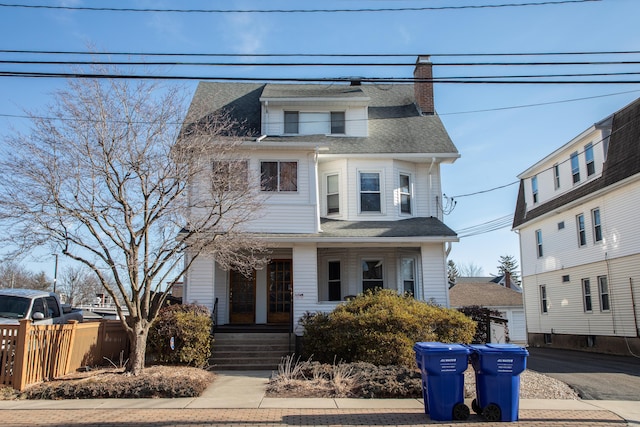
[299,289,476,367]
[147,304,213,368]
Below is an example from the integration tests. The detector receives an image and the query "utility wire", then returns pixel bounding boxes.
[3,49,640,58]
[2,71,640,84]
[2,59,640,67]
[0,1,602,14]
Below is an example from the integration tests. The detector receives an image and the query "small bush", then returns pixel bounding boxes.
[147,304,213,367]
[299,289,476,367]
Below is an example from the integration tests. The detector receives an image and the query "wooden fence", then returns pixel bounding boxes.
[0,319,129,391]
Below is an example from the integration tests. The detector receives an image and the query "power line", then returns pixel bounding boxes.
[2,71,640,84]
[0,1,602,14]
[3,49,640,58]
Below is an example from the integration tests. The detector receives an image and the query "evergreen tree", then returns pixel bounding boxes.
[497,255,520,284]
[447,259,459,284]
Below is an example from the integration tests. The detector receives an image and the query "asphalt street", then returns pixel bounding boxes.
[527,347,640,400]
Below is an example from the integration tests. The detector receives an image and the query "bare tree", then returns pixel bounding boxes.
[0,69,267,374]
[59,265,102,306]
[0,262,50,290]
[457,262,484,277]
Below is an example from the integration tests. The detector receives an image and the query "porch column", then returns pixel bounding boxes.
[292,243,318,335]
[420,243,450,307]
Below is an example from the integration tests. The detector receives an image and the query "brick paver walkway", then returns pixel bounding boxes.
[2,408,626,427]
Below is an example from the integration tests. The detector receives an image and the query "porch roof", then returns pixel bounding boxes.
[260,217,458,243]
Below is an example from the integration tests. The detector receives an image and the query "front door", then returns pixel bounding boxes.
[267,260,292,324]
[229,269,256,324]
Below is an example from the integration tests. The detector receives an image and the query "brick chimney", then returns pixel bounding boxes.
[504,271,512,289]
[414,55,434,115]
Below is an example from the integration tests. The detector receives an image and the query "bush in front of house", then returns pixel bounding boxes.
[299,289,476,368]
[147,304,213,368]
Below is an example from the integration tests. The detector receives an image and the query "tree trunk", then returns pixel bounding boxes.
[127,320,150,375]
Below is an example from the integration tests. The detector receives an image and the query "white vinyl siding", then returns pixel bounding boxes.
[291,244,318,331]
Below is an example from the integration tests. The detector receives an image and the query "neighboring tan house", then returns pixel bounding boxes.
[182,56,460,336]
[512,97,640,355]
[449,278,526,344]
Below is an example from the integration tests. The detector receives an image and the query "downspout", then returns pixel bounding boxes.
[428,157,436,218]
[314,146,322,232]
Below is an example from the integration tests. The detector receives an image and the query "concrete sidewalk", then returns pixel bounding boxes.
[0,370,637,426]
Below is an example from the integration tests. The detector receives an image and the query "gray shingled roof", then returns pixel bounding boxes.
[258,217,457,241]
[185,82,457,156]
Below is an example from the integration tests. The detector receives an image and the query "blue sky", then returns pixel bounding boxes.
[1,0,639,278]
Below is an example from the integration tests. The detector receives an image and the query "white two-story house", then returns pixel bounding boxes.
[513,97,640,355]
[182,57,460,337]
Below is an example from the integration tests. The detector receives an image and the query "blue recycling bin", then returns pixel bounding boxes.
[468,344,529,422]
[413,342,471,421]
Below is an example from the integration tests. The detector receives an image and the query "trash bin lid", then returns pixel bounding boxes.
[471,343,529,356]
[414,342,470,354]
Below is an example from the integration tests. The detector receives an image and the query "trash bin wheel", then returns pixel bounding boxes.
[452,403,470,420]
[471,398,481,414]
[482,403,501,422]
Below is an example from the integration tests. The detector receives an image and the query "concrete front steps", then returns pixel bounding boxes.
[210,329,294,371]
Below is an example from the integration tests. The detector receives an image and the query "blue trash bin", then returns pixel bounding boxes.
[413,342,470,421]
[468,344,529,422]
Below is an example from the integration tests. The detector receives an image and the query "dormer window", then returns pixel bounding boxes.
[283,111,346,135]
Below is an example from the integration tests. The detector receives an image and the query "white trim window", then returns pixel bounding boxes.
[283,111,346,135]
[328,260,341,301]
[585,142,595,177]
[535,229,543,258]
[326,174,340,215]
[554,164,561,189]
[359,172,382,213]
[571,151,580,184]
[582,278,593,312]
[598,276,610,311]
[401,258,416,296]
[261,161,298,192]
[531,175,539,204]
[592,208,602,243]
[362,260,383,293]
[212,159,248,192]
[540,285,548,314]
[399,173,412,215]
[577,214,587,247]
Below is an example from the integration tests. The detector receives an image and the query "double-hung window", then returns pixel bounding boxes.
[571,152,580,184]
[585,143,595,176]
[540,285,548,314]
[284,111,299,134]
[362,260,383,293]
[330,112,346,134]
[554,164,561,189]
[360,172,381,213]
[531,175,539,204]
[326,174,340,214]
[401,258,416,296]
[535,229,543,258]
[592,208,602,242]
[212,160,248,192]
[261,161,298,192]
[598,276,610,311]
[577,214,587,247]
[582,279,593,312]
[328,261,341,301]
[283,111,346,135]
[399,173,412,214]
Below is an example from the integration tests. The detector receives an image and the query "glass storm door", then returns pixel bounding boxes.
[267,260,292,324]
[229,270,256,324]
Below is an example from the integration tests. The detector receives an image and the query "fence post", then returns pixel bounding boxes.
[12,319,32,391]
[62,320,79,377]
